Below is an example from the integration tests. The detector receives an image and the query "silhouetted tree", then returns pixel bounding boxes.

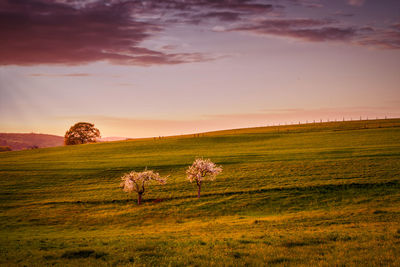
[64,122,100,145]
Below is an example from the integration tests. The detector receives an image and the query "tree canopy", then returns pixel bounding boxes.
[186,158,222,198]
[120,170,167,205]
[64,122,100,145]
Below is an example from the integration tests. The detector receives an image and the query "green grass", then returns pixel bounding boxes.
[1,119,400,266]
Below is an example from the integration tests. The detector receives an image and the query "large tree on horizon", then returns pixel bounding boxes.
[64,122,100,145]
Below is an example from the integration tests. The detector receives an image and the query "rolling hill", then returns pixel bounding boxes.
[0,119,399,266]
[0,133,64,150]
[0,133,130,151]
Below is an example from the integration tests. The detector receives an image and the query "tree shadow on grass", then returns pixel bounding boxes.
[61,249,107,259]
[29,180,398,207]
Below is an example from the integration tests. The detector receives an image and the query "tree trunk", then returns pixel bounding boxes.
[197,183,201,198]
[137,193,142,205]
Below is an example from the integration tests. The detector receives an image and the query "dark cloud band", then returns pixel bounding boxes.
[0,0,398,66]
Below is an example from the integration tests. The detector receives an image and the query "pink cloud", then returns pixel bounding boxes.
[29,73,92,77]
[347,0,366,7]
[0,0,210,66]
[231,19,357,42]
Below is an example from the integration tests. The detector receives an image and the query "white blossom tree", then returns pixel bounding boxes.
[120,170,167,205]
[186,158,222,198]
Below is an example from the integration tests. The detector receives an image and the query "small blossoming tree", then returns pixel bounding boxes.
[186,158,222,198]
[120,170,167,205]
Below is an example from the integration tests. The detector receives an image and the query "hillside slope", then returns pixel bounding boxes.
[0,133,64,150]
[0,119,399,266]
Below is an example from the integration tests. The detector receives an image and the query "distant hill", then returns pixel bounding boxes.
[0,133,64,151]
[0,133,130,151]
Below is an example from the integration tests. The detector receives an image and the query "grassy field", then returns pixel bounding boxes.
[1,119,400,266]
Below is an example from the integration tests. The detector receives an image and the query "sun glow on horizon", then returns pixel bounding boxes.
[0,0,399,137]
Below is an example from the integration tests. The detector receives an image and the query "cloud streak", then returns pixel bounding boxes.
[29,73,92,77]
[355,24,400,49]
[347,0,366,7]
[229,18,400,49]
[231,19,357,42]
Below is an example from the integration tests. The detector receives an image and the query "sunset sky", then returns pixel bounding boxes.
[1,0,399,138]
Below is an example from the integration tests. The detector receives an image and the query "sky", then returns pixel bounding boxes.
[0,0,399,138]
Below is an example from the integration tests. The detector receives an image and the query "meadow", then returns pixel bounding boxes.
[0,119,399,266]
